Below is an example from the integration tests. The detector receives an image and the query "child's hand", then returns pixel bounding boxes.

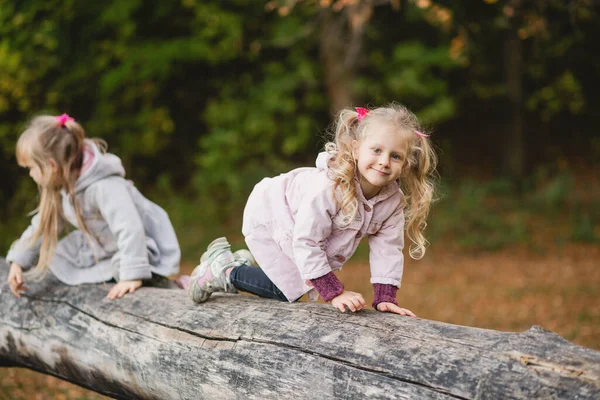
[7,263,25,298]
[107,280,142,300]
[331,291,366,313]
[376,302,416,317]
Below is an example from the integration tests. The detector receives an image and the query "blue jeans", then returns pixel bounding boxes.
[230,264,288,302]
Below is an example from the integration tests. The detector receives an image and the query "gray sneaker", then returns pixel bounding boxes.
[233,249,256,267]
[189,237,243,303]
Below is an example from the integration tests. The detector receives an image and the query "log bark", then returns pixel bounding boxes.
[0,258,599,400]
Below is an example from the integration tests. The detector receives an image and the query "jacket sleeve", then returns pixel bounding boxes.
[6,213,44,269]
[291,177,339,280]
[89,178,152,281]
[368,203,405,287]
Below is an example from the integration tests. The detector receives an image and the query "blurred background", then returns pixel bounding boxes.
[1,0,599,398]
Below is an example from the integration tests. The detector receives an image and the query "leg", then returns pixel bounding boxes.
[188,237,244,303]
[229,264,288,301]
[175,246,255,291]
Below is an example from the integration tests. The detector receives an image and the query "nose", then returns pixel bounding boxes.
[378,155,390,167]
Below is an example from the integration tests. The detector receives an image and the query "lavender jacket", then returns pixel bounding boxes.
[242,152,405,302]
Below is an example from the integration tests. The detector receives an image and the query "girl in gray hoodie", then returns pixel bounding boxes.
[6,114,180,299]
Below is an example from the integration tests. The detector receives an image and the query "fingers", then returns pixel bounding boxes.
[350,293,366,311]
[9,282,20,298]
[402,308,417,317]
[107,286,118,300]
[107,282,141,300]
[8,276,25,298]
[333,292,366,313]
[347,297,363,312]
[9,283,26,298]
[116,285,128,299]
[346,300,357,312]
[378,303,417,317]
[107,284,126,300]
[357,295,367,308]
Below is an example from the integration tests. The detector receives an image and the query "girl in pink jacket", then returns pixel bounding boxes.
[187,104,437,315]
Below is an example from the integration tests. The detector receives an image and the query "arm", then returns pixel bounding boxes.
[368,203,405,290]
[6,213,45,269]
[89,178,152,282]
[292,177,366,311]
[368,203,415,316]
[291,177,346,301]
[291,177,338,282]
[6,214,63,298]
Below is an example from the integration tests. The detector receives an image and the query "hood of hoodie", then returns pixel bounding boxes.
[75,140,126,193]
[315,151,333,171]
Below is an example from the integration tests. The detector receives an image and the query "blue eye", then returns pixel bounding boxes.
[373,148,381,154]
[392,154,401,160]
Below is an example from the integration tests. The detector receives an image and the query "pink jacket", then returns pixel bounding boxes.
[242,153,405,302]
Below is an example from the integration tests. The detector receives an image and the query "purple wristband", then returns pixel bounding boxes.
[310,272,344,302]
[372,284,398,309]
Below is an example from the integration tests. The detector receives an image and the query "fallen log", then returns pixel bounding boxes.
[0,257,599,399]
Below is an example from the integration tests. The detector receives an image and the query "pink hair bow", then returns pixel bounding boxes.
[355,107,369,121]
[55,113,74,127]
[414,130,430,137]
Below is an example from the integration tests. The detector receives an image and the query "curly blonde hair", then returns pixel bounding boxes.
[15,115,106,280]
[325,104,438,259]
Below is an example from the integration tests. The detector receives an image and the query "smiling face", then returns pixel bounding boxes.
[353,122,409,199]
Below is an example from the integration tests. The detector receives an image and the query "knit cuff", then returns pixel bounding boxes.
[372,284,398,309]
[310,272,344,302]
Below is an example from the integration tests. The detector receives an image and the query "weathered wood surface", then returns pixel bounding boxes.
[1,258,599,400]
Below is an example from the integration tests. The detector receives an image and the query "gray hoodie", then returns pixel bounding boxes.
[6,140,180,284]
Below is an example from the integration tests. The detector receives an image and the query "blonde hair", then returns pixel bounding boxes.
[15,115,106,280]
[325,104,438,259]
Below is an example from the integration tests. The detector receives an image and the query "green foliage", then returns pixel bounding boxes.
[430,180,528,251]
[0,0,598,259]
[195,48,326,209]
[358,41,459,125]
[529,169,574,212]
[570,208,598,243]
[527,71,585,121]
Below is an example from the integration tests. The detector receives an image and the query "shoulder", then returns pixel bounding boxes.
[83,176,131,200]
[296,169,336,197]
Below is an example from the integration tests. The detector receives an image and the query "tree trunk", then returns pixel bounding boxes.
[1,258,599,400]
[503,1,525,181]
[319,3,374,114]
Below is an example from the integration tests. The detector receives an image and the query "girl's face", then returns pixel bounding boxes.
[23,158,55,187]
[353,124,408,199]
[26,162,45,185]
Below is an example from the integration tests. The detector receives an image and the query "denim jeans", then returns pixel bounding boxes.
[230,264,288,302]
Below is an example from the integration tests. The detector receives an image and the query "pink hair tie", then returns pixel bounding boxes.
[414,130,430,137]
[355,107,369,121]
[55,113,74,127]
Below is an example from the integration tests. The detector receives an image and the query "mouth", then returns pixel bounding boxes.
[371,168,390,176]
